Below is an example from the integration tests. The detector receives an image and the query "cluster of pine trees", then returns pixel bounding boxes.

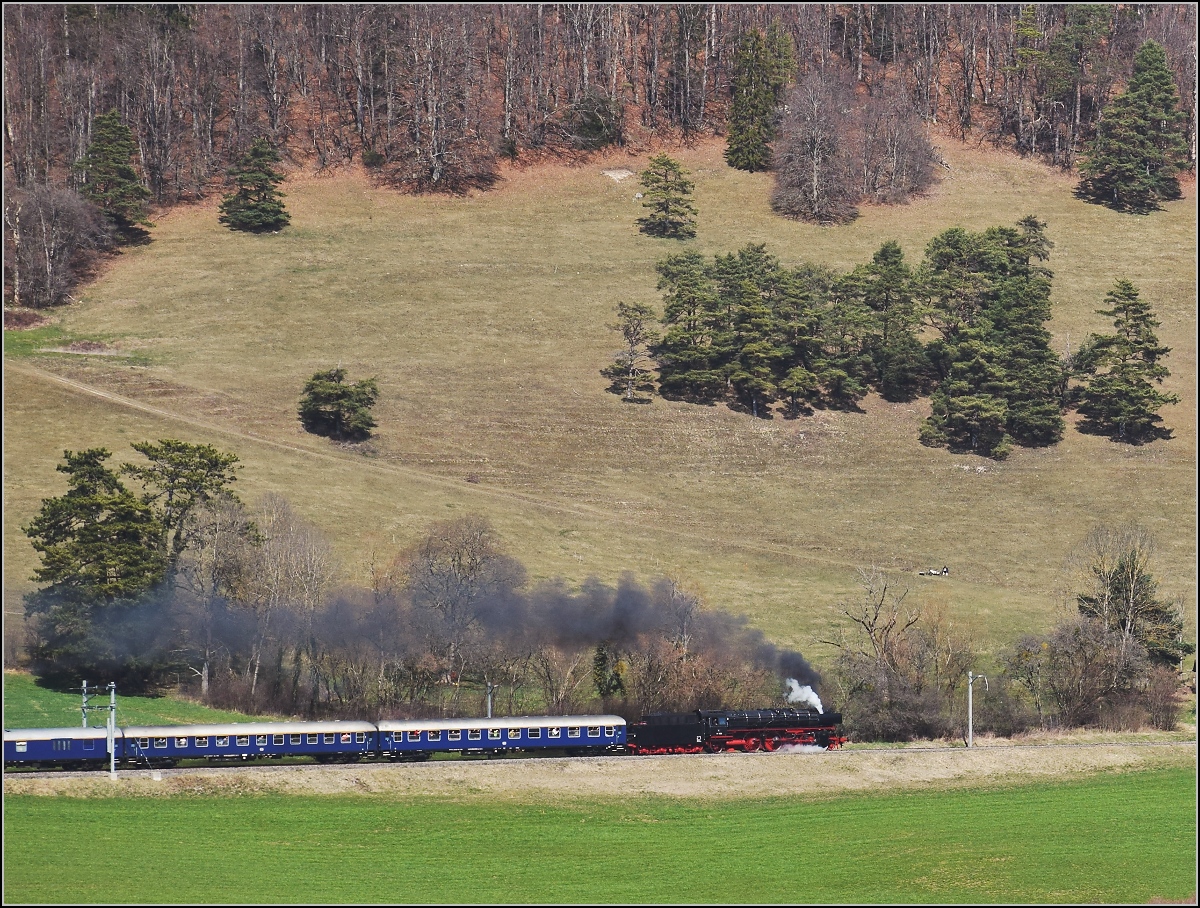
[613,216,1178,456]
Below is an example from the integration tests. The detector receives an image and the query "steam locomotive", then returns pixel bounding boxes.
[627,708,845,754]
[4,707,844,771]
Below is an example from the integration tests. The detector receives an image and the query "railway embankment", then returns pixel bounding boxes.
[5,740,1194,801]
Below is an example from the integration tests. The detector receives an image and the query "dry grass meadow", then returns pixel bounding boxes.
[6,741,1195,802]
[3,137,1196,660]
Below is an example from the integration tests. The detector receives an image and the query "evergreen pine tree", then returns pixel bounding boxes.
[724,27,793,172]
[917,217,1064,457]
[601,301,660,403]
[1077,41,1189,212]
[74,110,153,243]
[219,138,291,232]
[653,251,724,400]
[23,448,169,687]
[298,368,379,441]
[840,241,931,402]
[728,280,786,416]
[1074,279,1179,443]
[636,154,698,239]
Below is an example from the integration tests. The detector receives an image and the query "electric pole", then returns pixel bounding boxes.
[967,671,988,748]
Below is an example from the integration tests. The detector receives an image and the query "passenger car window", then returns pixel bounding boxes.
[176,737,188,747]
[236,735,250,746]
[216,736,229,747]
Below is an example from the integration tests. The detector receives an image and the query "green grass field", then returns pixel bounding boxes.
[1,671,259,729]
[3,138,1196,658]
[4,767,1194,904]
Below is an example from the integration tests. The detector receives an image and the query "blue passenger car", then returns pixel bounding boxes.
[119,721,378,765]
[4,727,115,769]
[376,715,627,759]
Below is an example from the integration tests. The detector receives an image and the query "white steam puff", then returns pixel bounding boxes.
[785,679,823,713]
[774,744,828,754]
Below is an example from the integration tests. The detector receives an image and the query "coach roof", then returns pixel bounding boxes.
[119,720,378,737]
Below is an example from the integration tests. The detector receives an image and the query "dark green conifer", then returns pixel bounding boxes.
[917,217,1064,457]
[22,449,168,688]
[653,251,724,400]
[219,138,291,233]
[724,26,794,172]
[1074,280,1179,443]
[1077,41,1189,212]
[636,154,698,239]
[74,110,153,243]
[298,368,379,441]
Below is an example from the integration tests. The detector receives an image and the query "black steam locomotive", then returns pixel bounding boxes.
[627,708,845,754]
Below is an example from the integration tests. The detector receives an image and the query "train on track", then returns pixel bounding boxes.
[4,707,844,771]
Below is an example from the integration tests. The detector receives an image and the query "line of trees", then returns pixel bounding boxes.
[4,8,1193,310]
[609,216,1180,457]
[5,5,1193,200]
[19,439,1189,735]
[824,533,1192,741]
[18,444,816,718]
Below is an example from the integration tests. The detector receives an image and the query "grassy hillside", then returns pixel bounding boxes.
[3,139,1195,660]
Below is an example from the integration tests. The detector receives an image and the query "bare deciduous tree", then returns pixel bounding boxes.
[4,185,104,308]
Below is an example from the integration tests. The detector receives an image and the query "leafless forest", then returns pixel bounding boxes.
[4,4,1196,201]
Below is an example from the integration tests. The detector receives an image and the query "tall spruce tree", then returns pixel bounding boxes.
[653,250,724,399]
[835,241,930,402]
[636,153,698,239]
[1077,41,1189,212]
[74,110,152,243]
[1073,279,1179,443]
[219,138,291,233]
[724,26,794,172]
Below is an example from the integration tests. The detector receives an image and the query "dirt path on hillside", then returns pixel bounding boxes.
[6,742,1194,801]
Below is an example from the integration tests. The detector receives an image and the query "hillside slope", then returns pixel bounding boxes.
[4,139,1195,656]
